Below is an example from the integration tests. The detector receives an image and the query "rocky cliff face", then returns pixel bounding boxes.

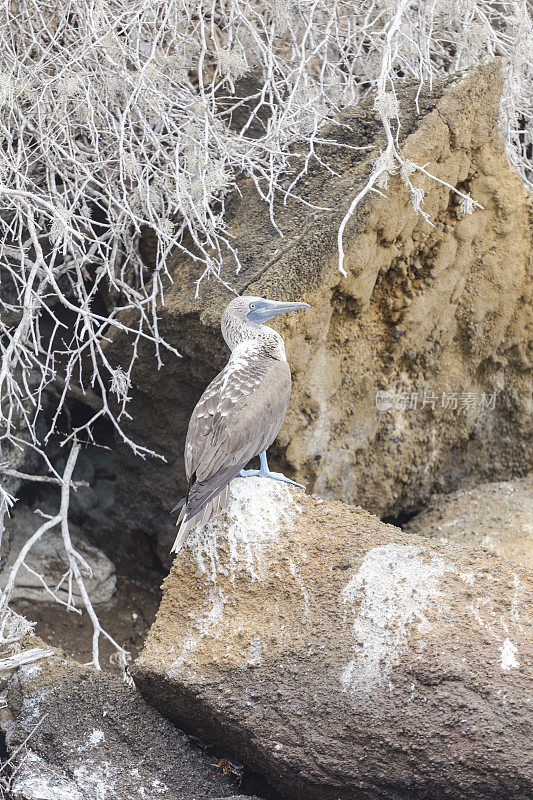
[108,60,532,559]
[133,478,532,800]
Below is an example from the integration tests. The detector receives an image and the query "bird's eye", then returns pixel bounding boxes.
[249,303,256,309]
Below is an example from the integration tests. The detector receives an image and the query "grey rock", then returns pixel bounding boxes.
[133,479,533,800]
[69,484,98,517]
[89,446,118,480]
[92,478,115,514]
[0,506,116,605]
[72,450,96,486]
[0,426,38,501]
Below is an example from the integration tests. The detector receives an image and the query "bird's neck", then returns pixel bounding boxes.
[224,321,287,362]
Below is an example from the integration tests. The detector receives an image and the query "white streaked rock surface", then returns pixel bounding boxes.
[134,478,533,800]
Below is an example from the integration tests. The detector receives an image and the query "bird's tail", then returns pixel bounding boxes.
[170,484,230,554]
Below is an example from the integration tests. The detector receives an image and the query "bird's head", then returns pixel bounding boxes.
[221,295,309,349]
[226,295,309,324]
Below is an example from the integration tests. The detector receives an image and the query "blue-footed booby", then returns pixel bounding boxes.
[170,295,308,552]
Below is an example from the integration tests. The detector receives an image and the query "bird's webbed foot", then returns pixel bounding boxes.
[238,452,305,490]
[238,468,261,478]
[262,469,305,489]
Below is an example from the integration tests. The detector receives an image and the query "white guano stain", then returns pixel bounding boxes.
[500,638,520,670]
[72,761,131,800]
[187,477,299,583]
[169,586,225,678]
[77,728,106,753]
[10,752,84,800]
[88,728,105,747]
[340,543,450,693]
[243,636,263,668]
[19,662,42,680]
[289,558,310,615]
[20,688,50,726]
[467,571,525,668]
[174,477,300,674]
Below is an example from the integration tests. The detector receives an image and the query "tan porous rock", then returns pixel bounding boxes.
[109,60,532,559]
[405,475,533,569]
[133,479,533,800]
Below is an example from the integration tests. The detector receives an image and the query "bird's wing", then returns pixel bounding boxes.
[185,357,284,477]
[182,358,291,520]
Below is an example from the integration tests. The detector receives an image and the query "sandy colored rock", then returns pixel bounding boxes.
[405,475,533,569]
[108,60,532,560]
[134,478,532,800]
[1,639,258,800]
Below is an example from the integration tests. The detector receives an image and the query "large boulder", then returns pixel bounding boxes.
[405,475,533,569]
[0,639,261,800]
[109,60,532,559]
[133,478,532,800]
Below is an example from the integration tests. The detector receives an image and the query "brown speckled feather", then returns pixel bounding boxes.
[172,356,291,551]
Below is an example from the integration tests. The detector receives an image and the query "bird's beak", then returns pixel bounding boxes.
[268,301,310,317]
[253,300,309,324]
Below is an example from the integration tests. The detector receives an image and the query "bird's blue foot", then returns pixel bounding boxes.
[238,467,305,489]
[238,451,305,490]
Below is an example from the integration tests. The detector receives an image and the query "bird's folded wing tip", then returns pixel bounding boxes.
[170,498,186,514]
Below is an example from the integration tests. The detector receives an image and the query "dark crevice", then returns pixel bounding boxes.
[0,728,8,761]
[0,728,12,793]
[382,507,420,528]
[130,527,166,573]
[175,727,282,800]
[239,769,283,799]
